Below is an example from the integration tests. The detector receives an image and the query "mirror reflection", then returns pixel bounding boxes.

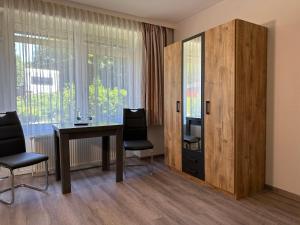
[182,35,204,179]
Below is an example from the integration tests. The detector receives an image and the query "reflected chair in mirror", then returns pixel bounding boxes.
[123,108,154,176]
[0,111,49,205]
[184,117,201,151]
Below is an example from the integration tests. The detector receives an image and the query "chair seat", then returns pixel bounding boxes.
[0,152,48,170]
[124,140,154,151]
[184,135,200,143]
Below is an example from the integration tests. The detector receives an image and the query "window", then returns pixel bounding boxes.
[8,11,144,136]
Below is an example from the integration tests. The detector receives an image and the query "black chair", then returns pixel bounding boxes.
[184,117,201,151]
[0,112,48,205]
[123,108,154,175]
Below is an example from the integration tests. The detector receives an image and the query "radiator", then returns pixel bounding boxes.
[29,135,116,173]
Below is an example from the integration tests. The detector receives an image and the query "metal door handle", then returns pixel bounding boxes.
[206,101,211,115]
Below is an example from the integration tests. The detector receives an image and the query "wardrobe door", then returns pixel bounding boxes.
[164,42,182,171]
[234,20,267,198]
[204,21,236,193]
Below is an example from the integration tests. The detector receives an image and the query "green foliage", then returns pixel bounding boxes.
[16,85,74,123]
[15,41,128,124]
[17,79,127,123]
[16,55,24,87]
[88,78,127,117]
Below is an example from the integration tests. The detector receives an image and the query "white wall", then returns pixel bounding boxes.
[175,0,300,196]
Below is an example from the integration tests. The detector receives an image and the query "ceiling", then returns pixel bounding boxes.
[68,0,223,23]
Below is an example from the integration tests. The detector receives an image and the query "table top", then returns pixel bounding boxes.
[52,122,123,132]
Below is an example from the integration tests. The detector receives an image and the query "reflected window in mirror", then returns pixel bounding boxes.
[183,36,202,152]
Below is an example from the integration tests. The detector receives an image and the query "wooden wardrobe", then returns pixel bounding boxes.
[164,42,182,171]
[164,19,267,199]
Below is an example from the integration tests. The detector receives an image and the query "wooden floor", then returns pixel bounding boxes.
[0,159,300,225]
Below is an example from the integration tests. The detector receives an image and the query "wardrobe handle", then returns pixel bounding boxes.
[206,101,211,115]
[186,158,198,164]
[176,101,180,112]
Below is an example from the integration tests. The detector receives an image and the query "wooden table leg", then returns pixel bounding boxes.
[59,133,71,194]
[102,136,110,171]
[54,131,61,181]
[116,128,123,182]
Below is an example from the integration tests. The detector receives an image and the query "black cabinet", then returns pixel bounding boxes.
[182,149,204,179]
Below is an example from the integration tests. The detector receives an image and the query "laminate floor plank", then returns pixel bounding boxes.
[0,158,299,225]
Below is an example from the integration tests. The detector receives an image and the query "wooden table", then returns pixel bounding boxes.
[53,123,123,194]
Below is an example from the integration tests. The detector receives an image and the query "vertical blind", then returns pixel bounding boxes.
[0,0,144,137]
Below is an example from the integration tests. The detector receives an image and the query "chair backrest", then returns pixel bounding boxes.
[0,111,26,157]
[123,108,147,141]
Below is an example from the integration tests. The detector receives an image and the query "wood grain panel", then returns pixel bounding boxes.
[204,21,236,194]
[234,19,268,198]
[1,159,300,225]
[164,42,182,171]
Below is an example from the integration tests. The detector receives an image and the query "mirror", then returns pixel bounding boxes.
[182,34,204,180]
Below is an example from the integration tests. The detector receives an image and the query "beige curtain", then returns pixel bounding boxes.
[142,23,173,125]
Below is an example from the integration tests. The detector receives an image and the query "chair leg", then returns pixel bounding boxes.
[124,149,154,176]
[123,150,127,178]
[151,150,154,174]
[148,149,154,175]
[20,160,48,192]
[45,161,49,190]
[0,161,49,205]
[10,170,14,204]
[0,169,15,205]
[187,143,191,151]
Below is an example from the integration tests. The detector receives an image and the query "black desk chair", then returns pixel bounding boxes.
[0,111,48,205]
[123,108,154,175]
[184,117,201,151]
